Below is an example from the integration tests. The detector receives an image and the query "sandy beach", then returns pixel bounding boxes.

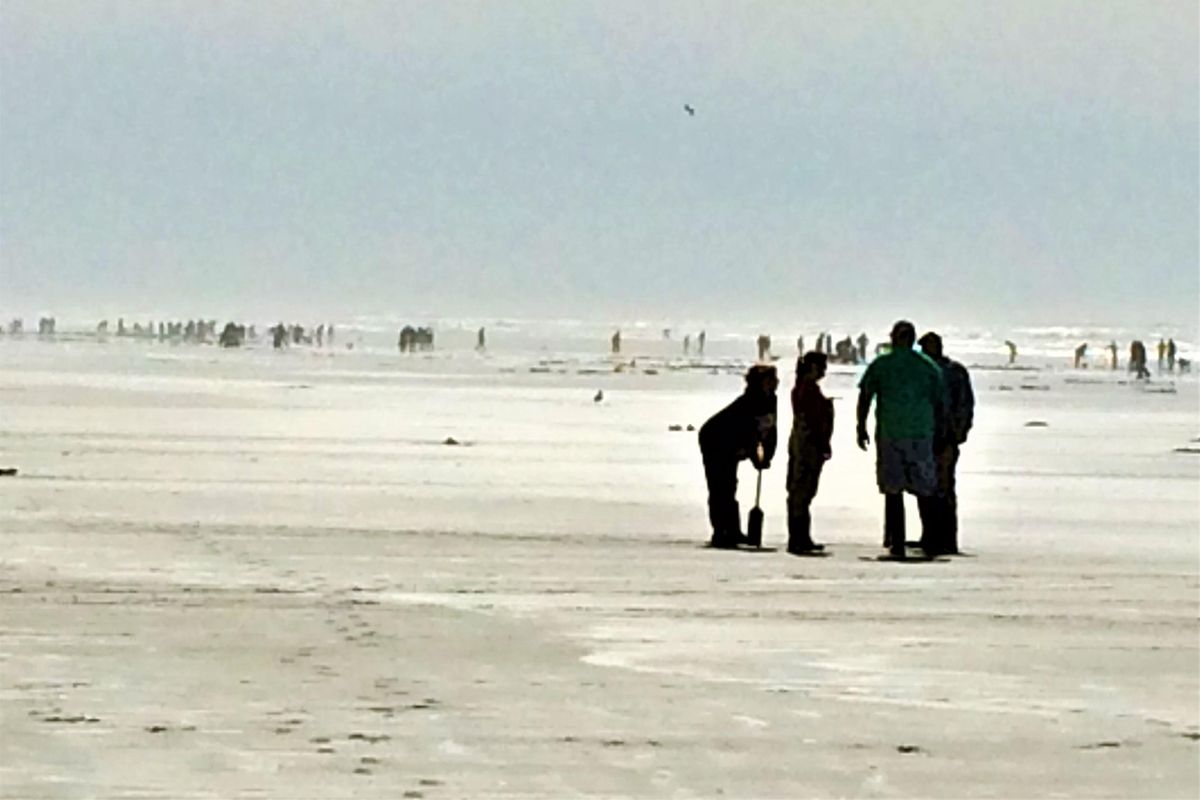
[1,336,1197,799]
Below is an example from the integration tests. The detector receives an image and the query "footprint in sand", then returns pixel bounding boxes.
[1077,741,1125,750]
[364,705,396,718]
[348,732,391,744]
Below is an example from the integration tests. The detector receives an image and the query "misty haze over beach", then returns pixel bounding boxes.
[1,2,1197,799]
[1,2,1196,325]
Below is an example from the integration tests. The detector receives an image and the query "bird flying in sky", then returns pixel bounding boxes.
[683,104,695,116]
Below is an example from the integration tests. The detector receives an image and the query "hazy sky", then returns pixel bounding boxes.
[1,1,1196,325]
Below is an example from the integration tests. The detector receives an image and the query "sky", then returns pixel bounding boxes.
[1,0,1196,327]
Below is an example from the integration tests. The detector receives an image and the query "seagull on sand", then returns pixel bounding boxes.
[683,104,695,116]
[594,390,604,403]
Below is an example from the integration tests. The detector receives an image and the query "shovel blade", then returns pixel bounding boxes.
[746,507,764,548]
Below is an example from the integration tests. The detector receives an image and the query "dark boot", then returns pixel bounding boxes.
[787,509,820,553]
[884,493,906,556]
[710,531,742,549]
[944,493,959,554]
[916,495,942,555]
[704,457,741,547]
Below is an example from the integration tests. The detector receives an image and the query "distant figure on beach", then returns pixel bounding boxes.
[856,333,869,363]
[856,321,943,558]
[787,352,832,555]
[682,334,690,356]
[316,324,325,348]
[477,327,486,351]
[1128,340,1148,378]
[96,320,108,337]
[611,330,621,355]
[756,334,772,362]
[1005,340,1017,365]
[1179,358,1191,374]
[398,326,414,352]
[327,325,335,347]
[271,323,287,349]
[834,336,856,365]
[1157,339,1166,371]
[698,364,778,549]
[1108,341,1118,370]
[219,322,245,348]
[697,330,706,356]
[917,332,974,556]
[796,335,804,354]
[1073,343,1088,369]
[1167,338,1177,372]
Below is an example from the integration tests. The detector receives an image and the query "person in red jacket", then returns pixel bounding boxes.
[786,352,833,554]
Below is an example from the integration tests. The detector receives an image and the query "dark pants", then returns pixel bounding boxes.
[883,493,940,555]
[703,456,741,545]
[920,442,960,554]
[787,450,824,549]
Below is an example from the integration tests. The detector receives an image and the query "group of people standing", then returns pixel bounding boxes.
[699,320,975,559]
[1075,337,1185,376]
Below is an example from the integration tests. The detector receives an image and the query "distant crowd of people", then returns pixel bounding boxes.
[1075,337,1188,376]
[5,318,1190,380]
[4,317,57,336]
[699,320,975,560]
[397,325,435,353]
[91,318,227,342]
[267,323,337,349]
[609,328,874,364]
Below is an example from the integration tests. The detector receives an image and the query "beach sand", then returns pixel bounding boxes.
[1,339,1197,798]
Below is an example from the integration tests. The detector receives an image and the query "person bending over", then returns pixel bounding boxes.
[698,365,779,548]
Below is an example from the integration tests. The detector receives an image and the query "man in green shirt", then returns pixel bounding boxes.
[856,320,943,558]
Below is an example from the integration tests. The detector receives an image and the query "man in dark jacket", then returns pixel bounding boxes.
[917,331,975,555]
[786,352,832,554]
[699,365,779,548]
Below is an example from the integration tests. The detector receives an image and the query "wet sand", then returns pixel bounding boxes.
[1,340,1197,798]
